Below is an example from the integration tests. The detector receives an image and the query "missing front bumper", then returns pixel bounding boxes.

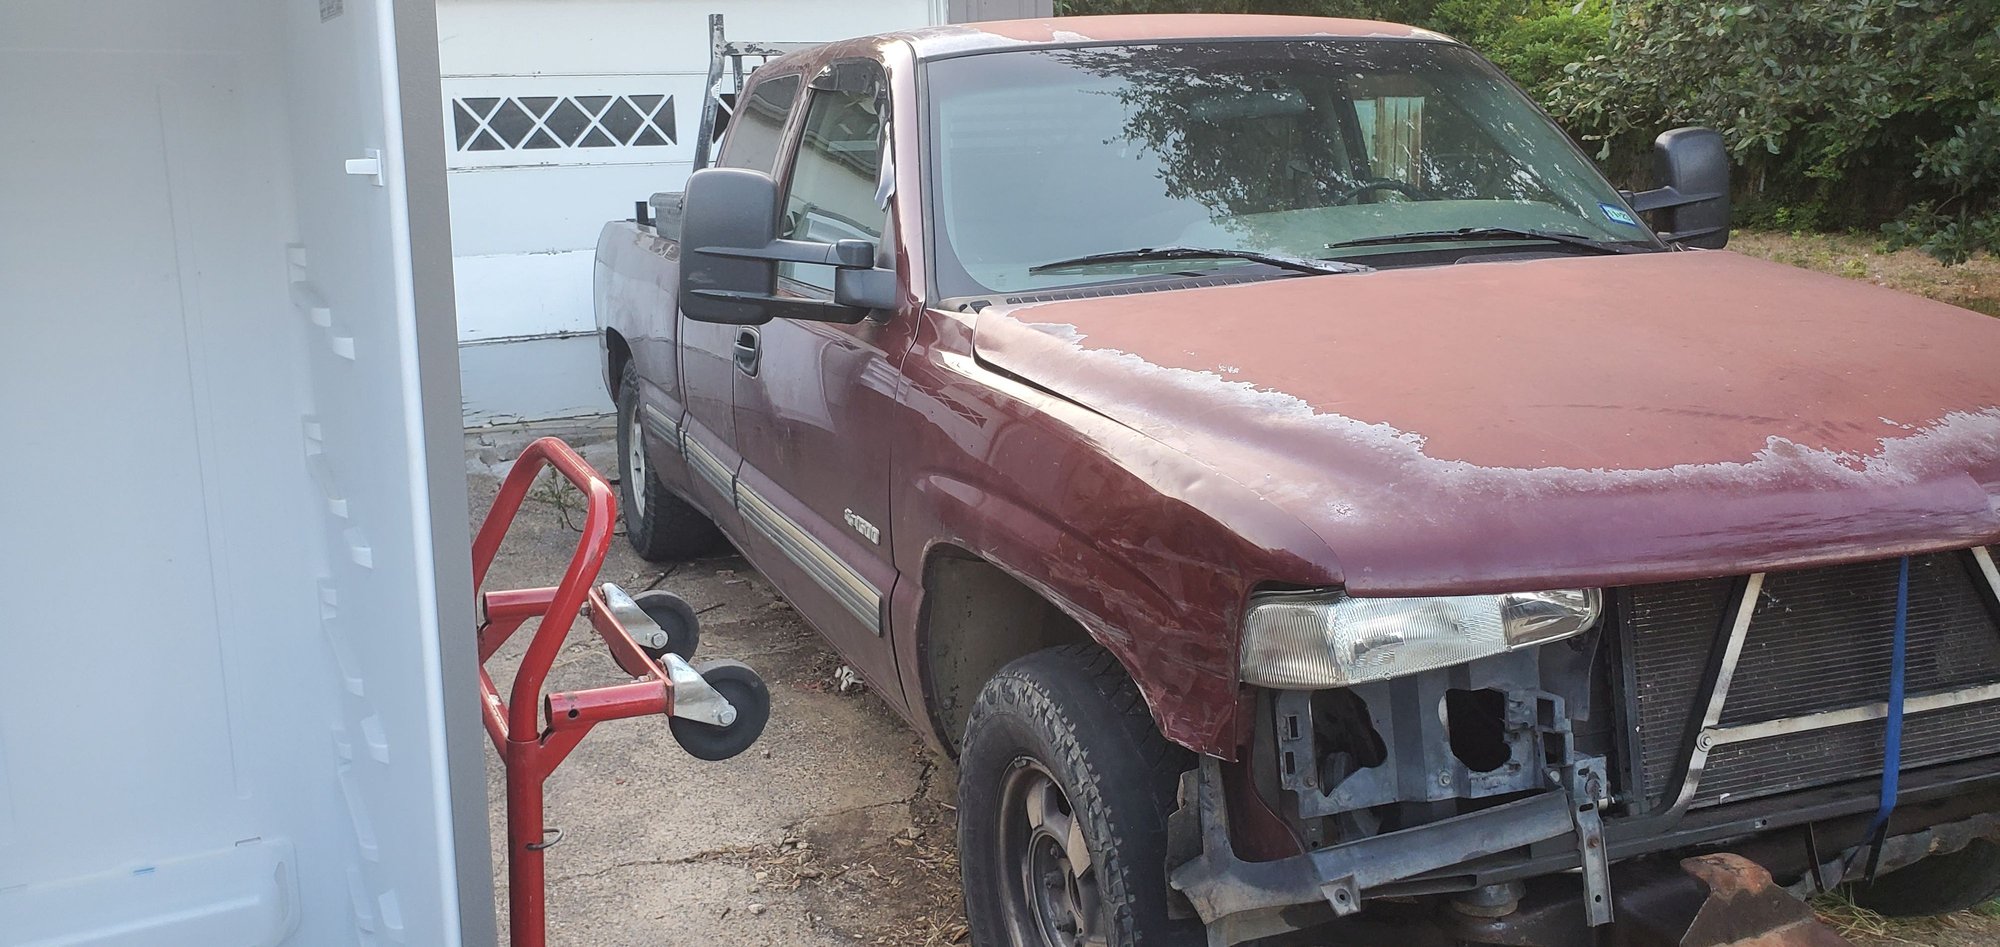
[1169,756,1596,945]
[1167,756,2000,947]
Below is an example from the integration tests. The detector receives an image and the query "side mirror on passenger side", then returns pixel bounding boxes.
[1624,127,1730,249]
[678,167,896,325]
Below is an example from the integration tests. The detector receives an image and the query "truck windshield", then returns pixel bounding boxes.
[923,40,1660,297]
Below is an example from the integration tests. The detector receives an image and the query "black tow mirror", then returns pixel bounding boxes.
[1625,127,1730,249]
[678,167,895,325]
[680,168,780,325]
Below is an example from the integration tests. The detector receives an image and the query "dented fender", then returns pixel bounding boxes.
[887,307,1338,758]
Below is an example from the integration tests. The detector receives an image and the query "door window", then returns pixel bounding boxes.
[719,74,801,174]
[777,67,887,293]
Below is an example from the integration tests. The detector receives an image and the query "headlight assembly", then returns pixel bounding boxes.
[1239,588,1601,688]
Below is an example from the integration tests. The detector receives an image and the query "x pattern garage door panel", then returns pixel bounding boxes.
[452,93,677,153]
[442,76,708,169]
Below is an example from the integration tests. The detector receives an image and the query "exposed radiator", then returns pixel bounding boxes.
[1623,551,2000,809]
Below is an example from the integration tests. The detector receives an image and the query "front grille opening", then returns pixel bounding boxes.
[1311,688,1387,787]
[1445,688,1511,773]
[1622,550,2000,809]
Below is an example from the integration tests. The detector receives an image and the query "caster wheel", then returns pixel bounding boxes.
[670,659,770,761]
[634,589,700,662]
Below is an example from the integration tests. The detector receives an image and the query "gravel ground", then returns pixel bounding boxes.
[465,428,1998,947]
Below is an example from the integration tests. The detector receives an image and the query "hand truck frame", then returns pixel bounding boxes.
[471,437,768,947]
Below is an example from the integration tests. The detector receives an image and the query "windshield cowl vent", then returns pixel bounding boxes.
[1001,273,1269,306]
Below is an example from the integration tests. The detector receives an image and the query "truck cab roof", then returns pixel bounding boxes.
[839,14,1457,63]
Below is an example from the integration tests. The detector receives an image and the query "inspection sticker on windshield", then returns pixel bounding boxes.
[1599,203,1640,227]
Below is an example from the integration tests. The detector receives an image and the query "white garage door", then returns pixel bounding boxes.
[437,0,943,425]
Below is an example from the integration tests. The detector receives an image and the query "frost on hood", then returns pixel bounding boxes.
[1018,320,2000,508]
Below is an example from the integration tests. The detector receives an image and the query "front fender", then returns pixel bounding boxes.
[889,312,1339,757]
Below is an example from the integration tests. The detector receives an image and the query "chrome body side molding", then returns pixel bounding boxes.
[683,434,735,503]
[669,413,881,636]
[641,402,682,446]
[736,482,882,635]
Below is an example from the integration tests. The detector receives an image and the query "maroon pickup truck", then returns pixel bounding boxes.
[593,15,2000,947]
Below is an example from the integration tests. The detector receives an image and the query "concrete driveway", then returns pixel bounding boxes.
[470,433,965,947]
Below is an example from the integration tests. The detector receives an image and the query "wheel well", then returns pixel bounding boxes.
[604,328,633,399]
[920,549,1092,754]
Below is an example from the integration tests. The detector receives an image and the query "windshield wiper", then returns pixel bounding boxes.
[1029,246,1372,276]
[1324,227,1647,255]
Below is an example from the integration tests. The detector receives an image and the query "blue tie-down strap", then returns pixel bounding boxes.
[1860,555,1912,879]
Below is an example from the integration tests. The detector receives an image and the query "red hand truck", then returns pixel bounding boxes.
[471,437,770,947]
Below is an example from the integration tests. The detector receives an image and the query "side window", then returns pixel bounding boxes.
[777,67,886,294]
[718,74,801,174]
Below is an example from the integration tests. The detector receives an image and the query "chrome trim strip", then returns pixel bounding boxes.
[684,436,734,503]
[1974,546,2000,601]
[1665,572,1764,814]
[736,482,882,634]
[641,403,681,445]
[1703,681,2000,747]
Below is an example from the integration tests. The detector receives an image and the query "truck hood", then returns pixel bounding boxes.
[971,250,2000,594]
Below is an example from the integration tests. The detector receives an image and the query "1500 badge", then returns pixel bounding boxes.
[843,509,881,544]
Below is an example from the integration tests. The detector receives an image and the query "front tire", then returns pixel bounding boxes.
[615,361,723,561]
[958,645,1199,947]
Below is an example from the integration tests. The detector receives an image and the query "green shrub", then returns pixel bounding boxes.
[1551,0,2000,262]
[1425,1,1611,97]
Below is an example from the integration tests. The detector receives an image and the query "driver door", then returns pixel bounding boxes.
[731,59,913,700]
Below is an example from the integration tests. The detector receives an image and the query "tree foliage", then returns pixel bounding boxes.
[1428,0,1610,97]
[1551,1,2000,261]
[1051,0,1611,98]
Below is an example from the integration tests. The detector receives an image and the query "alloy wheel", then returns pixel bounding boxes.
[997,760,1106,947]
[626,407,647,520]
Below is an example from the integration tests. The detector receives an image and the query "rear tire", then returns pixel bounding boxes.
[958,645,1200,947]
[616,361,723,562]
[1849,839,2000,917]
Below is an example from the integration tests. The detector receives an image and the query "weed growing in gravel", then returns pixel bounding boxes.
[525,467,588,532]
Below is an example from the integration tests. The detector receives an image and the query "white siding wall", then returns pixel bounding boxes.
[438,0,941,424]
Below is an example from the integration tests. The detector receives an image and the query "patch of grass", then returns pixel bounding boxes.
[1813,887,2000,947]
[1730,229,2000,318]
[1813,889,1896,942]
